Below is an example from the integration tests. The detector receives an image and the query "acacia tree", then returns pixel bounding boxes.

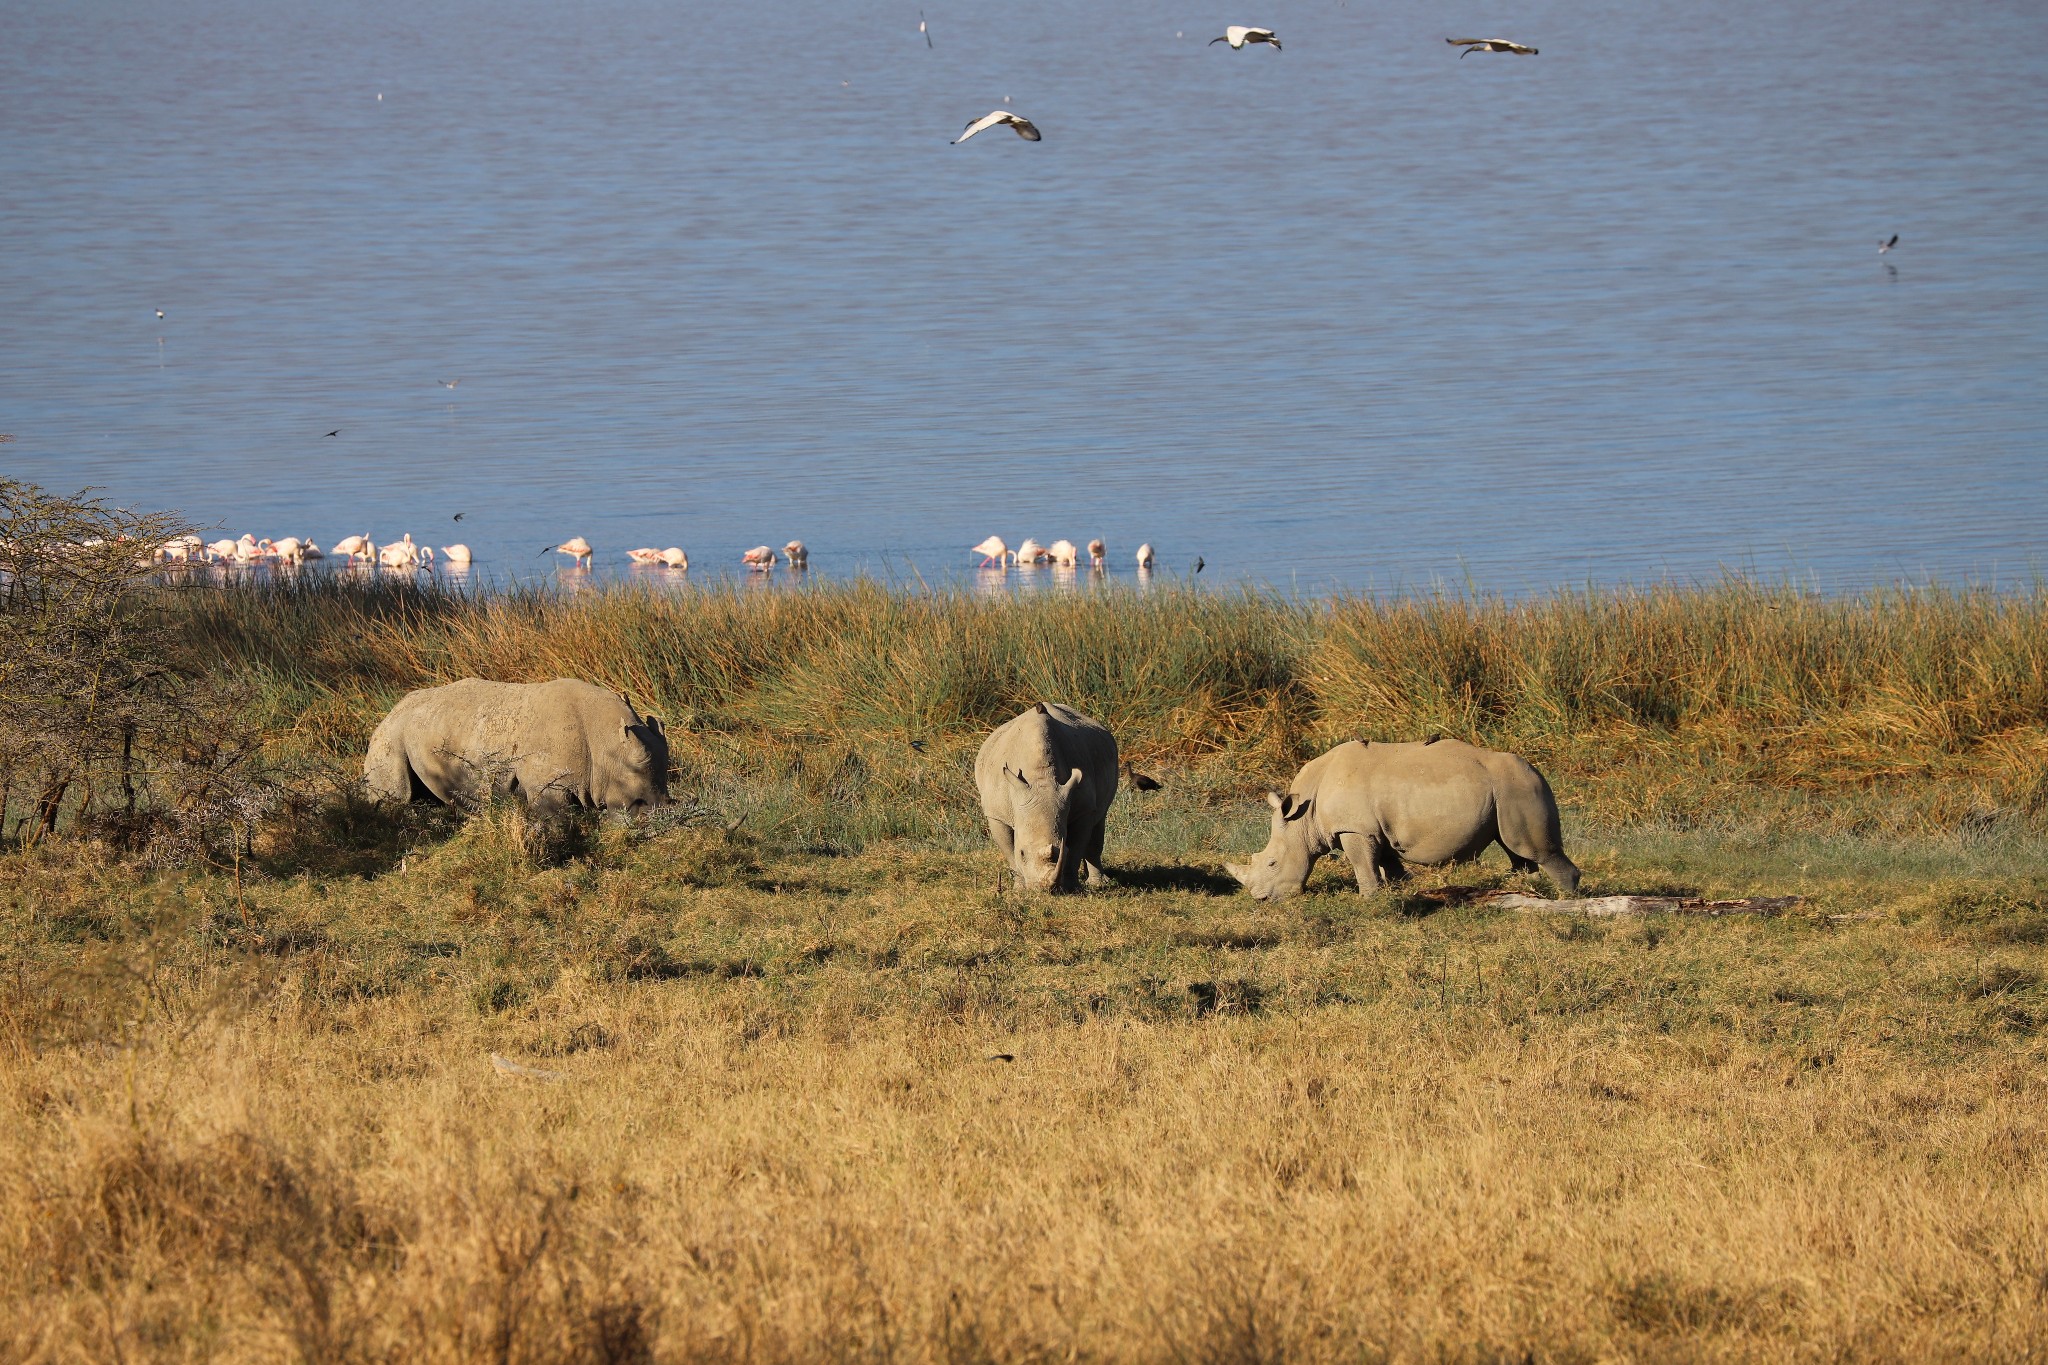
[0,480,265,856]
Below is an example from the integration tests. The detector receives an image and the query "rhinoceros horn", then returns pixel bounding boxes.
[1224,862,1250,886]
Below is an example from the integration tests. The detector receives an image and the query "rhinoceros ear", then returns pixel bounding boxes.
[1276,793,1312,822]
[1006,765,1030,788]
[1265,790,1287,813]
[645,715,665,736]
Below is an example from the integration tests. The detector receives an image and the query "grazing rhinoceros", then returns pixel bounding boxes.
[974,701,1120,892]
[364,678,669,816]
[1225,738,1579,899]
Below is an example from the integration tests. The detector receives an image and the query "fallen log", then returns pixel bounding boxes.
[1484,892,1806,918]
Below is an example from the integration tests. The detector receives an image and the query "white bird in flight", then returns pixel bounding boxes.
[1878,234,1899,255]
[1211,26,1281,51]
[1447,37,1539,56]
[954,110,1041,144]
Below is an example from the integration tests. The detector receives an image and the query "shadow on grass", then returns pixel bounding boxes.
[1111,863,1242,895]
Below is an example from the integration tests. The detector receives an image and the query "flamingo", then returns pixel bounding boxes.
[1088,538,1106,568]
[660,547,689,569]
[232,536,270,563]
[953,110,1041,144]
[440,543,473,565]
[972,536,1012,567]
[272,537,305,565]
[158,535,201,563]
[1135,543,1155,569]
[1015,538,1049,564]
[300,541,325,561]
[626,548,666,565]
[1211,26,1281,50]
[1447,37,1538,56]
[783,540,809,569]
[331,533,372,562]
[741,545,778,569]
[378,541,418,568]
[1047,539,1079,566]
[544,536,594,568]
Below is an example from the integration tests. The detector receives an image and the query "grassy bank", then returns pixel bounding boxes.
[3,578,2046,1361]
[171,575,2048,842]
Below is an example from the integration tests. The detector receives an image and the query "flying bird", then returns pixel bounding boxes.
[155,309,165,320]
[452,512,465,522]
[1193,556,1205,574]
[920,9,932,47]
[439,379,460,390]
[909,739,927,753]
[324,429,340,437]
[954,110,1041,144]
[1123,765,1163,792]
[1211,26,1281,50]
[1447,37,1538,56]
[1878,234,1900,254]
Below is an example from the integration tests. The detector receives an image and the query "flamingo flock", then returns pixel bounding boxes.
[152,529,1185,581]
[973,536,1145,571]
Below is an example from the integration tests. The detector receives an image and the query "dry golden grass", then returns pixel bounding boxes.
[3,580,2046,1360]
[3,814,2045,1362]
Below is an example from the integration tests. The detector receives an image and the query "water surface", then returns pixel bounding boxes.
[4,0,2044,593]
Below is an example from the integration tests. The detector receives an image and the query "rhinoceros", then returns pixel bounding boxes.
[974,701,1120,892]
[1225,738,1579,899]
[364,678,669,816]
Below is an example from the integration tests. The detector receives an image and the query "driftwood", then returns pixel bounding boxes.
[1483,892,1806,918]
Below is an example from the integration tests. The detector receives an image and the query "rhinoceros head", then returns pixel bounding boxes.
[1004,763,1086,892]
[600,703,670,811]
[1224,791,1317,901]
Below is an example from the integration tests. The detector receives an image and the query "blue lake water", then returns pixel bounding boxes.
[4,0,2045,595]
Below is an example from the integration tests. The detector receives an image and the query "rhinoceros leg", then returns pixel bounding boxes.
[1337,831,1403,893]
[1079,816,1108,888]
